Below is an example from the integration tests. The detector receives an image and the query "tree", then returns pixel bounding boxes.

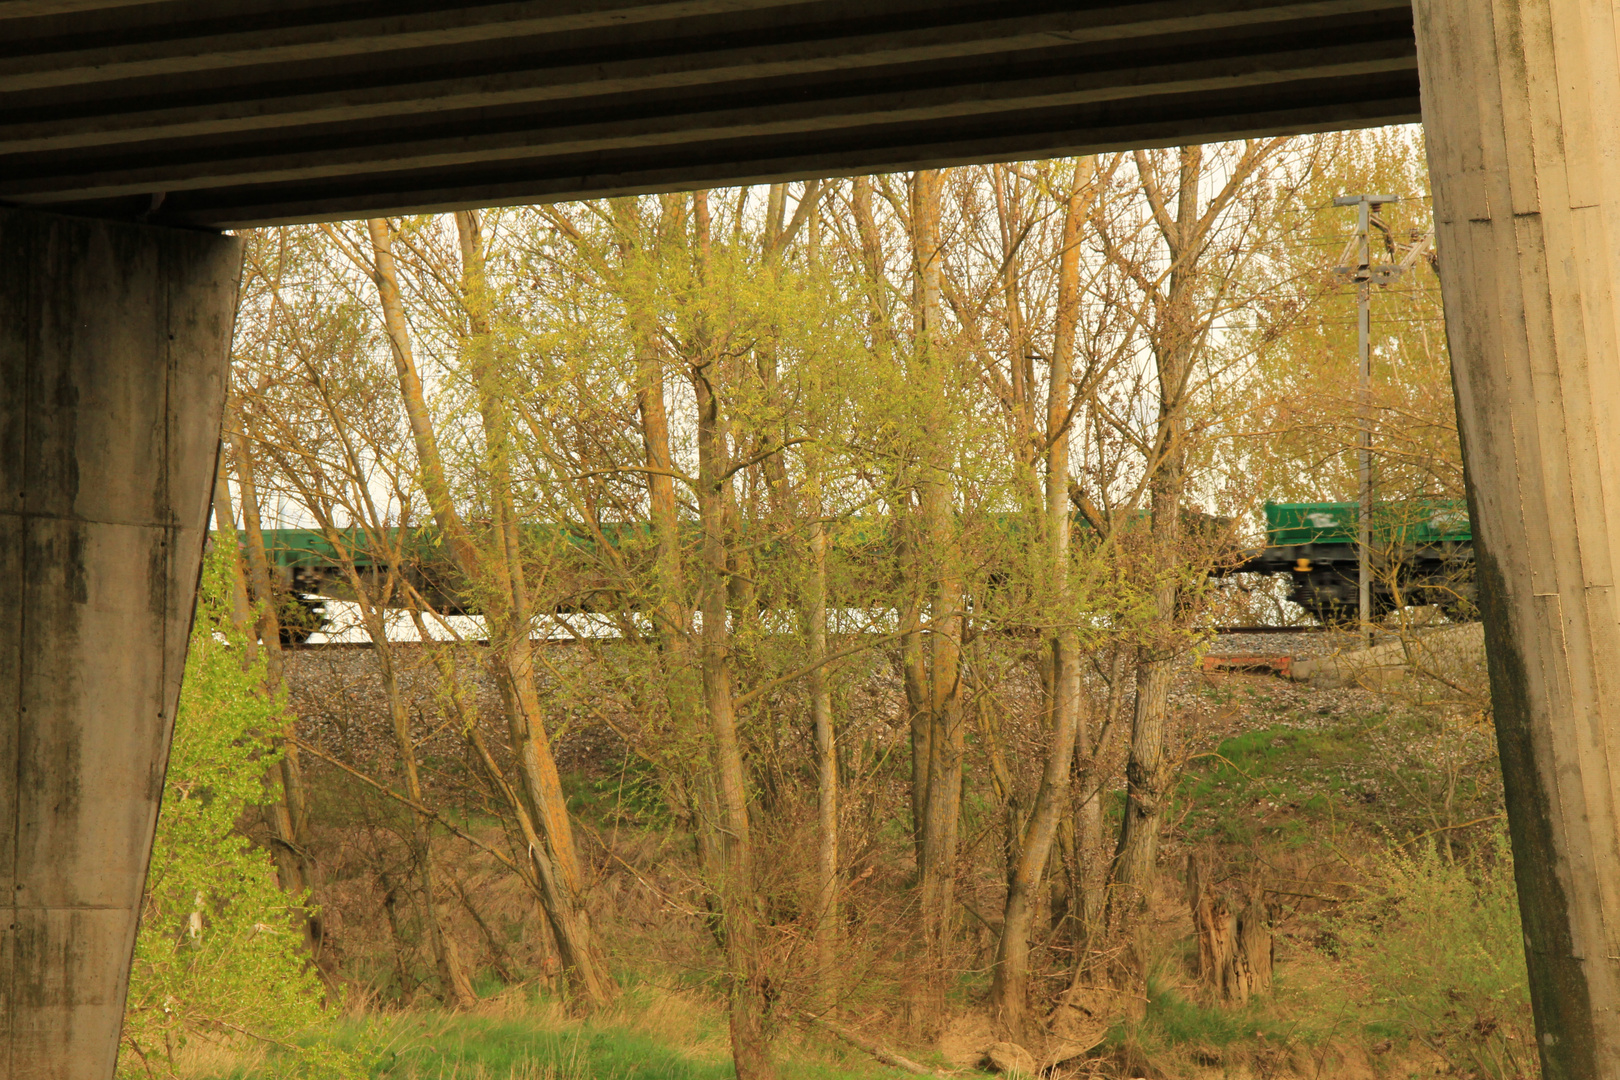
[338,215,614,1004]
[987,159,1099,1041]
[1090,144,1289,982]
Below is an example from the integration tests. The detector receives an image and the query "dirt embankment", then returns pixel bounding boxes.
[277,628,1508,1079]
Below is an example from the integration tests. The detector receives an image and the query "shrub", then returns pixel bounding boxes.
[1332,828,1536,1078]
[119,546,360,1078]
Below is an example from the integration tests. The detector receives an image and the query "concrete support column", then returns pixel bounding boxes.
[0,210,240,1079]
[1415,4,1620,1076]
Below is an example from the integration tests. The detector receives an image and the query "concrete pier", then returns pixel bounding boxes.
[0,210,240,1079]
[1416,3,1620,1075]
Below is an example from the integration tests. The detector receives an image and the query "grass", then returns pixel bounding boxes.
[1114,678,1522,1077]
[332,1014,731,1080]
[208,988,912,1080]
[223,674,1514,1080]
[1177,722,1372,848]
[1099,974,1319,1078]
[563,762,673,830]
[1136,979,1295,1047]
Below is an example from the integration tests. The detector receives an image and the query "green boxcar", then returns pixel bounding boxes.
[1264,499,1471,547]
[258,527,385,571]
[1236,499,1474,622]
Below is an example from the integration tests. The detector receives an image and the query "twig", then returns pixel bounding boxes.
[205,1017,303,1052]
[1064,983,1151,1003]
[290,736,524,876]
[958,896,999,933]
[1263,888,1346,902]
[1399,813,1506,848]
[569,816,710,918]
[804,1015,948,1078]
[733,633,897,710]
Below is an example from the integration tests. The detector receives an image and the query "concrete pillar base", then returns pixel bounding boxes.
[0,210,240,1079]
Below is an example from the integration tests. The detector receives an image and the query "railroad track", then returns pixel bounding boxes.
[1209,625,1329,635]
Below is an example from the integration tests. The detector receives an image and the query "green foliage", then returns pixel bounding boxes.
[573,757,675,830]
[119,545,360,1079]
[1178,697,1503,854]
[1331,830,1535,1079]
[314,1014,727,1080]
[1096,972,1315,1079]
[1120,974,1297,1048]
[223,1003,909,1080]
[1235,126,1459,510]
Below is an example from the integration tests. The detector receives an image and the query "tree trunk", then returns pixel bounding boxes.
[990,165,1092,1041]
[226,416,322,955]
[850,178,933,879]
[617,202,726,946]
[1110,637,1176,912]
[1185,856,1271,1004]
[688,191,775,1080]
[1104,149,1202,976]
[451,872,520,985]
[910,169,966,1028]
[898,506,932,870]
[363,590,477,1010]
[210,451,257,658]
[407,607,602,999]
[378,861,421,1003]
[809,507,839,994]
[454,209,614,1003]
[1079,647,1128,920]
[797,206,839,996]
[364,217,606,1004]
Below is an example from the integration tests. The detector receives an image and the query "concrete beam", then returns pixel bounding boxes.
[0,1,1417,227]
[42,79,1416,229]
[0,209,240,1079]
[1416,2,1620,1075]
[0,3,1407,153]
[1,43,1414,204]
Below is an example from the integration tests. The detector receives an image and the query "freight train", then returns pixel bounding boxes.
[1233,500,1475,622]
[234,499,1476,642]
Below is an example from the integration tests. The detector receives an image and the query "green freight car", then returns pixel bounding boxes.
[1235,499,1474,621]
[245,523,641,639]
[229,519,898,643]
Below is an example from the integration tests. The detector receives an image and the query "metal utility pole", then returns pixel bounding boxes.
[1333,194,1401,645]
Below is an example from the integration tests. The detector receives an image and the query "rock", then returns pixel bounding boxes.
[1054,983,1143,1029]
[1049,1000,1107,1047]
[1044,987,1121,1070]
[984,1040,1038,1076]
[1288,621,1484,690]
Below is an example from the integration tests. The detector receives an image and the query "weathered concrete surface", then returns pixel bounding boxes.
[0,210,240,1079]
[1415,4,1620,1076]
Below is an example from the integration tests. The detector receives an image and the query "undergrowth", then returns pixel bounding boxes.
[212,988,910,1080]
[1331,829,1534,1079]
[1103,973,1310,1076]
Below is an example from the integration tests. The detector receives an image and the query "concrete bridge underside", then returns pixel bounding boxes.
[2,3,1619,1078]
[0,0,1420,226]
